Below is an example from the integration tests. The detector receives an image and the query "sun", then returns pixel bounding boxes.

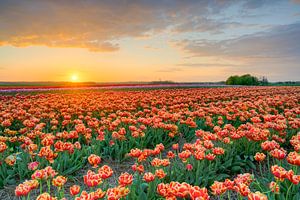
[71,74,79,82]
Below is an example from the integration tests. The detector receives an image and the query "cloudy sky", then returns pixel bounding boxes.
[0,0,300,82]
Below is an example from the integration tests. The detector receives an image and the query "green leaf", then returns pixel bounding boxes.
[7,170,14,176]
[140,183,149,192]
[246,160,256,169]
[249,155,254,161]
[223,158,233,168]
[216,173,230,181]
[293,192,300,200]
[6,177,16,185]
[138,191,147,200]
[231,166,242,172]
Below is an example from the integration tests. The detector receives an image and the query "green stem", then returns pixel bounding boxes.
[47,179,51,194]
[135,173,141,196]
[259,162,263,176]
[220,193,223,200]
[39,180,43,195]
[227,191,231,200]
[26,192,30,200]
[195,160,201,185]
[147,182,152,199]
[61,186,65,198]
[293,165,298,175]
[58,187,61,199]
[238,195,242,200]
[285,183,293,200]
[267,155,270,170]
[90,186,94,193]
[254,181,264,192]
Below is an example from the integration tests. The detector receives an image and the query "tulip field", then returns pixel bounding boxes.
[0,86,299,200]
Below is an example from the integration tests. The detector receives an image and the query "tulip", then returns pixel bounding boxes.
[70,185,80,196]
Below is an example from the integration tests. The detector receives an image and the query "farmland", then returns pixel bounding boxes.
[0,86,299,200]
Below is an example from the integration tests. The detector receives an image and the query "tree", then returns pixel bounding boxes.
[225,74,260,85]
[225,75,239,85]
[259,76,269,85]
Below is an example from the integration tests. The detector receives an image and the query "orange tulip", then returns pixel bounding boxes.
[118,172,133,186]
[15,183,31,197]
[155,169,166,179]
[271,165,287,181]
[0,141,7,153]
[84,170,102,187]
[254,152,266,162]
[88,154,101,168]
[248,191,268,200]
[98,165,114,179]
[70,185,80,196]
[52,176,67,188]
[36,192,57,200]
[210,181,227,195]
[143,172,155,182]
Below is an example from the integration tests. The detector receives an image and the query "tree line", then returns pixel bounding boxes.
[226,74,268,85]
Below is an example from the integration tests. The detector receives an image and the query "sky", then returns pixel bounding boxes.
[0,0,300,82]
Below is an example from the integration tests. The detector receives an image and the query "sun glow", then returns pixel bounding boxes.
[71,74,79,82]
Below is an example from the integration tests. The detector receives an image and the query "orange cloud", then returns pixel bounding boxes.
[0,1,247,52]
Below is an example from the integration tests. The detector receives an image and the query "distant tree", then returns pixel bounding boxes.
[225,75,239,85]
[259,76,269,85]
[225,74,259,85]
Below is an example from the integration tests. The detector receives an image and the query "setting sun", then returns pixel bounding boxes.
[71,74,78,82]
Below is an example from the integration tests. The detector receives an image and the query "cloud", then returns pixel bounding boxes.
[292,0,300,4]
[144,45,160,51]
[156,67,183,73]
[172,23,300,81]
[0,0,295,53]
[242,0,281,9]
[293,12,300,17]
[0,0,228,52]
[1,0,279,52]
[176,63,241,67]
[174,22,300,59]
[157,63,242,74]
[171,17,228,34]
